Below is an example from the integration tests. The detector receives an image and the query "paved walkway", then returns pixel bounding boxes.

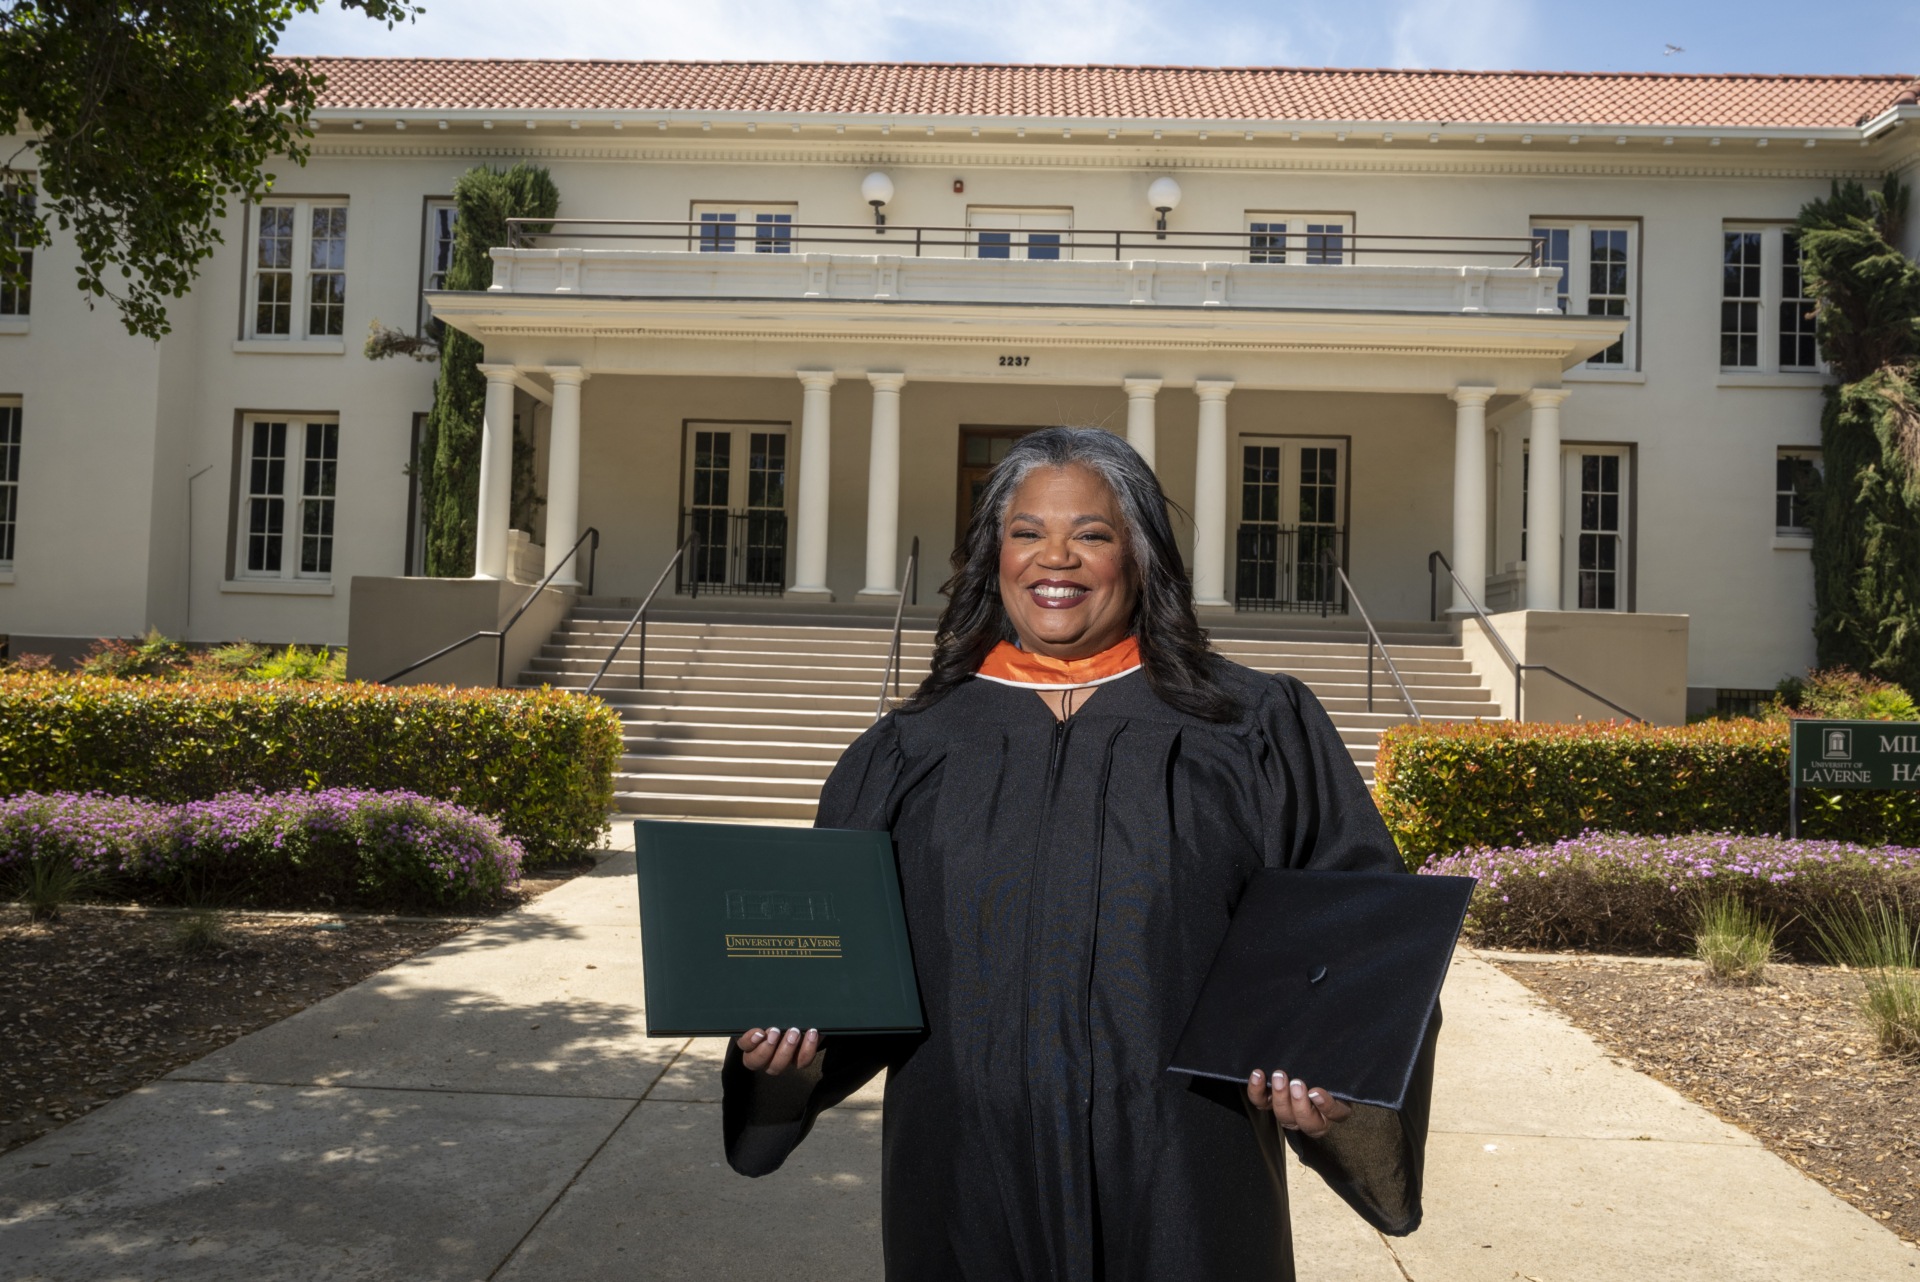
[4,831,1916,1281]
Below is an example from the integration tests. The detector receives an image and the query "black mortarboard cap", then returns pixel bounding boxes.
[1167,869,1476,1111]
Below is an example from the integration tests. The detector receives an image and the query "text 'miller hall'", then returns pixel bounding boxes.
[2,59,1918,777]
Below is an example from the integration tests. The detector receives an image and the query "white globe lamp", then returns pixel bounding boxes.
[861,171,895,230]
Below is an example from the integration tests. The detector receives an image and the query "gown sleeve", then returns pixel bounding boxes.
[1258,674,1438,1236]
[721,713,913,1177]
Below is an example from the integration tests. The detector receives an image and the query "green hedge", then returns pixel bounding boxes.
[0,675,621,866]
[1375,718,1920,863]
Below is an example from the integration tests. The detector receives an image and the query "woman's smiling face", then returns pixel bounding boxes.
[997,463,1138,659]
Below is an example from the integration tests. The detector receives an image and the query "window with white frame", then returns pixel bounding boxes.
[1776,448,1821,536]
[1721,223,1821,373]
[419,198,456,337]
[236,417,339,579]
[967,207,1072,260]
[1531,220,1638,368]
[690,202,797,254]
[247,200,349,340]
[1,184,32,317]
[1245,213,1352,265]
[0,400,19,565]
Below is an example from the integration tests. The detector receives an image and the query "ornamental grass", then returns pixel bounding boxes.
[1420,832,1920,958]
[0,789,524,913]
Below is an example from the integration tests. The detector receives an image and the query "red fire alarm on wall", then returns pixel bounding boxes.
[952,178,964,193]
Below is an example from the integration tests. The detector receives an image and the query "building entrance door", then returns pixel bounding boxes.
[681,421,790,594]
[955,425,1045,551]
[1233,436,1349,611]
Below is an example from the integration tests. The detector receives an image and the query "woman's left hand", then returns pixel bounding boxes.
[1247,1069,1352,1140]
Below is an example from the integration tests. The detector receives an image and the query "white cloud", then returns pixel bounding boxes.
[278,0,1305,66]
[1388,0,1536,70]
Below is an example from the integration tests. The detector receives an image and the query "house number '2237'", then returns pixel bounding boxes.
[998,355,1031,367]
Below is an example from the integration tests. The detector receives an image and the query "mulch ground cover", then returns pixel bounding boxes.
[1,858,597,1157]
[1494,953,1920,1249]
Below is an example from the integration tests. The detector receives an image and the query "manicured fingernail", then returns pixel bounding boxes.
[1250,1069,1264,1086]
[766,1026,780,1039]
[786,1028,800,1043]
[1291,1079,1306,1097]
[1308,1090,1324,1103]
[749,1030,764,1044]
[1273,1071,1287,1088]
[805,1029,818,1041]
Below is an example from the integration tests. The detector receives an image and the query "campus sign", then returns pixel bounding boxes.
[1789,719,1920,790]
[1788,719,1920,837]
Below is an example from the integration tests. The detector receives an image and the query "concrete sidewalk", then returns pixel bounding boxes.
[3,838,1915,1281]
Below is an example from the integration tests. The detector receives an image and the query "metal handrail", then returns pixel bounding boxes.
[1328,561,1421,723]
[1426,550,1644,724]
[382,527,600,687]
[874,537,922,721]
[506,217,1548,267]
[585,533,700,696]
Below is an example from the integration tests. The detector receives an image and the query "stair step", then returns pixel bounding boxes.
[615,790,820,820]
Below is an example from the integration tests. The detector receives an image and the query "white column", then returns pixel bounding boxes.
[788,369,837,599]
[474,364,518,580]
[1449,386,1495,615]
[1191,380,1234,608]
[1122,377,1162,470]
[858,372,907,600]
[543,366,588,586]
[1524,387,1569,612]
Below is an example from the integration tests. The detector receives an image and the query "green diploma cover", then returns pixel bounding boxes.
[634,820,925,1036]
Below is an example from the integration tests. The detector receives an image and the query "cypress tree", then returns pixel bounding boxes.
[1798,176,1920,696]
[417,163,560,577]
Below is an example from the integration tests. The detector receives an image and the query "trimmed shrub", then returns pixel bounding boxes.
[1375,718,1920,862]
[0,789,523,911]
[0,675,619,865]
[1421,832,1920,957]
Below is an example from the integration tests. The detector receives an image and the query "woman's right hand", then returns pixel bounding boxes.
[735,1026,822,1076]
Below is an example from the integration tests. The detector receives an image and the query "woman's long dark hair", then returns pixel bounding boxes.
[901,427,1241,722]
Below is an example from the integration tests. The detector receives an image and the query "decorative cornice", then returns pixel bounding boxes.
[305,135,1892,181]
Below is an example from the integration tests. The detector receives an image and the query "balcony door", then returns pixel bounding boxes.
[681,422,789,594]
[967,207,1072,260]
[955,425,1045,551]
[1234,436,1348,611]
[1561,447,1631,611]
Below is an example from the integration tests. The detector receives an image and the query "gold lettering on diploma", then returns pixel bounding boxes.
[725,933,844,959]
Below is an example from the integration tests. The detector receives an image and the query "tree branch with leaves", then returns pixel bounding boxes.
[0,0,421,340]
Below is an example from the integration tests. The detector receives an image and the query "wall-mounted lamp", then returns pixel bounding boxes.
[1147,175,1182,239]
[862,170,895,231]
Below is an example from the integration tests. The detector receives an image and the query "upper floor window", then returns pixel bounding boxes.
[1776,447,1821,536]
[1246,213,1352,265]
[691,202,797,254]
[236,416,338,580]
[248,200,349,340]
[1532,220,1638,369]
[1724,224,1821,373]
[968,207,1071,260]
[1,184,33,317]
[0,400,19,565]
[420,198,456,337]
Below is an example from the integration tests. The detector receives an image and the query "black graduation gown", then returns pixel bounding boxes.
[722,661,1435,1281]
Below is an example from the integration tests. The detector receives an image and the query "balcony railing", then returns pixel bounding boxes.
[677,508,788,595]
[506,218,1547,267]
[1234,525,1349,615]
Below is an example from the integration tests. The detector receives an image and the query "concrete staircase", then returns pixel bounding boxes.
[518,603,1501,821]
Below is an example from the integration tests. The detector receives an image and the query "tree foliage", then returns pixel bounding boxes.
[0,1,421,340]
[1798,176,1920,696]
[418,163,559,577]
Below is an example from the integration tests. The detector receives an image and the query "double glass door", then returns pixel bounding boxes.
[1235,437,1348,610]
[683,423,789,593]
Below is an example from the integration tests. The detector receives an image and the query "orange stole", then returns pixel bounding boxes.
[974,637,1142,690]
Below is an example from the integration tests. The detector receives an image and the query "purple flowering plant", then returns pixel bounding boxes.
[1420,831,1920,957]
[0,789,524,911]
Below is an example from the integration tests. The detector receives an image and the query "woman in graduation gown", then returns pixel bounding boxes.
[723,427,1434,1281]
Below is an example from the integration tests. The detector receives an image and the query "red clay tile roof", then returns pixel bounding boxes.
[295,59,1919,130]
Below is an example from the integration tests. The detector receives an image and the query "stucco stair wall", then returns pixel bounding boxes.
[517,605,1502,820]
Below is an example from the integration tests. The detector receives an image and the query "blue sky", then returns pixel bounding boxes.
[279,0,1916,75]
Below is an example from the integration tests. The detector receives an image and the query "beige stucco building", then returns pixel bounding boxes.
[2,60,1917,716]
